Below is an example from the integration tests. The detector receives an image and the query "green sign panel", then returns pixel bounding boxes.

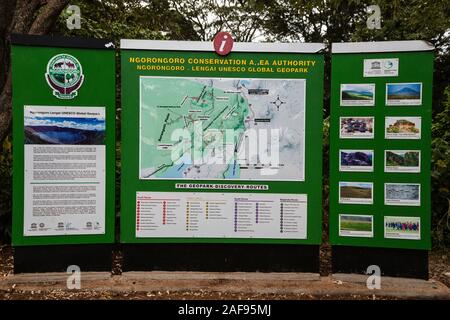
[121,40,324,244]
[329,41,434,249]
[11,35,116,246]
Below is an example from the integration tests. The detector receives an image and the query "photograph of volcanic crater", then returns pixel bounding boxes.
[24,115,105,145]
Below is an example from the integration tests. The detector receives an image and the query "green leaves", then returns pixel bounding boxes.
[53,0,199,42]
[0,136,12,241]
[431,85,450,247]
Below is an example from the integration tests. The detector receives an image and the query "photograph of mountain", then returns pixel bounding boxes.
[24,115,105,145]
[339,150,373,172]
[386,83,422,105]
[340,84,375,106]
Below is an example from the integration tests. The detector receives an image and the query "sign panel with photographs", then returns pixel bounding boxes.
[330,41,433,250]
[11,35,116,246]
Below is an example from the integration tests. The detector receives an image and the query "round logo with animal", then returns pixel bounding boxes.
[45,53,84,99]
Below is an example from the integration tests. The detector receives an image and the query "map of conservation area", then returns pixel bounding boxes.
[139,77,306,181]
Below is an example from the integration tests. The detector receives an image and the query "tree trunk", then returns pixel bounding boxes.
[0,0,69,143]
[0,0,17,95]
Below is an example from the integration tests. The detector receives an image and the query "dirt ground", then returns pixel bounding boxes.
[0,244,448,300]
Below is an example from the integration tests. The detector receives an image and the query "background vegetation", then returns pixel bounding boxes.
[0,0,448,248]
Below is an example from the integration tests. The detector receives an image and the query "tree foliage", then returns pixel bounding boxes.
[431,85,450,247]
[54,0,199,41]
[0,0,70,242]
[0,0,71,145]
[170,0,268,41]
[350,0,450,115]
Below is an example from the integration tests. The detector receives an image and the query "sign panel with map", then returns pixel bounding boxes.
[121,40,324,244]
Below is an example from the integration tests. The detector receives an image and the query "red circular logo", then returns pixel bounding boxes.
[213,32,234,56]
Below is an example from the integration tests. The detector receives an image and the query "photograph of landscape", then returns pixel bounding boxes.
[340,117,374,139]
[385,117,421,139]
[386,83,422,105]
[339,214,373,237]
[340,84,375,106]
[24,113,106,145]
[339,150,373,172]
[339,182,373,204]
[385,150,420,172]
[384,216,421,240]
[385,183,420,206]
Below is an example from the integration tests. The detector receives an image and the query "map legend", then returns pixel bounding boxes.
[162,201,166,225]
[136,192,307,239]
[280,203,283,233]
[137,200,140,231]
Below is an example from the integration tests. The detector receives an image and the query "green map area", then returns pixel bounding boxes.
[140,77,249,179]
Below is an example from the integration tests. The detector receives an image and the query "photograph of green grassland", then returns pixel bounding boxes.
[340,215,372,231]
[339,182,372,199]
[339,214,373,237]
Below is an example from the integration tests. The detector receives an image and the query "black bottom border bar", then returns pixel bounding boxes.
[122,243,320,272]
[13,244,113,274]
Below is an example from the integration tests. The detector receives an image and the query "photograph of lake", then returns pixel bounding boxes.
[24,115,106,145]
[340,84,375,106]
[386,83,422,105]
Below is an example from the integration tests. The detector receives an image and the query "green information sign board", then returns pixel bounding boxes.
[120,39,325,257]
[329,41,434,251]
[11,34,116,250]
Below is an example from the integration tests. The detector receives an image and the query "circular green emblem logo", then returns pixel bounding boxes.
[45,54,84,99]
